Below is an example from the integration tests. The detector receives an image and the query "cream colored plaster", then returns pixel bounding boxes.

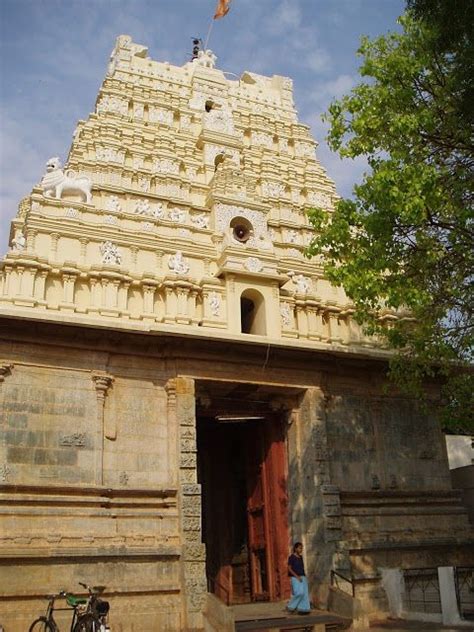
[1,35,383,351]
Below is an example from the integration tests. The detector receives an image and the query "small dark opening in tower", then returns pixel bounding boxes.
[241,297,255,334]
[205,100,214,112]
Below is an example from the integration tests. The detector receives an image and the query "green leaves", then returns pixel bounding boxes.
[307,9,474,432]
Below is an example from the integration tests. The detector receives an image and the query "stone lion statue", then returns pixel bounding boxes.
[41,157,92,204]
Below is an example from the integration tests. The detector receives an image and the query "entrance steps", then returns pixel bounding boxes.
[232,601,351,631]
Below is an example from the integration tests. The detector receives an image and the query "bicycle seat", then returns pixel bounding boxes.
[92,585,106,593]
[66,594,87,607]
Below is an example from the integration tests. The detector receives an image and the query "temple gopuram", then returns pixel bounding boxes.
[0,36,472,631]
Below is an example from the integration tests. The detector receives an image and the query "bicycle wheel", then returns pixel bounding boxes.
[28,617,56,632]
[73,614,101,632]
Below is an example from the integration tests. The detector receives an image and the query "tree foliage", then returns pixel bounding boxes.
[307,8,473,431]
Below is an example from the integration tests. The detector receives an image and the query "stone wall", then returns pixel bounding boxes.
[0,322,472,629]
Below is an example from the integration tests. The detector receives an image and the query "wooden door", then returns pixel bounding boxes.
[246,419,290,602]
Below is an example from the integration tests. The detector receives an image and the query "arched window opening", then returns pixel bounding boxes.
[205,100,214,112]
[240,289,266,335]
[230,216,253,243]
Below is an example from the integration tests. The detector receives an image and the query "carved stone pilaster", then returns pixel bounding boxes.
[92,372,115,439]
[168,376,206,629]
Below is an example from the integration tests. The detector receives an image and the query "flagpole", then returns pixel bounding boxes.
[204,18,214,50]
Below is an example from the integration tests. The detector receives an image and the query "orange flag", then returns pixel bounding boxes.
[214,0,231,19]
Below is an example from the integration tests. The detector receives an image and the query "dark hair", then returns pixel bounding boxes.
[293,542,303,552]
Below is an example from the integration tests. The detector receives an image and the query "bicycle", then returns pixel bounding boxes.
[28,584,110,632]
[28,589,87,632]
[74,583,110,632]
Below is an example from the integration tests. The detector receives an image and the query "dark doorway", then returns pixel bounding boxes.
[197,414,290,605]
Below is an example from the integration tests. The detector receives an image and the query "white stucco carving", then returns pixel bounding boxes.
[190,213,209,229]
[209,292,220,317]
[104,214,118,225]
[41,157,92,204]
[245,257,263,273]
[65,207,79,218]
[262,181,285,198]
[169,208,187,223]
[159,183,182,198]
[204,145,239,166]
[280,304,292,327]
[96,147,125,164]
[180,114,192,130]
[279,138,289,153]
[204,108,234,134]
[149,106,173,125]
[97,95,129,116]
[142,222,153,231]
[133,198,164,219]
[215,203,272,251]
[133,156,144,170]
[287,230,299,244]
[139,178,150,192]
[100,241,122,265]
[11,230,26,251]
[307,190,331,207]
[252,131,273,148]
[153,158,179,174]
[106,195,122,213]
[188,92,207,111]
[133,102,144,119]
[194,49,217,69]
[295,142,315,158]
[289,272,312,294]
[168,251,189,275]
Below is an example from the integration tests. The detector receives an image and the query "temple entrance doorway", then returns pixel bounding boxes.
[197,410,291,605]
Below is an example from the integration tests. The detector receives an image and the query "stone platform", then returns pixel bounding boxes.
[233,601,351,631]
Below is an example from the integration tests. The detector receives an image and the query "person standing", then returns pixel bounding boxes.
[287,542,311,614]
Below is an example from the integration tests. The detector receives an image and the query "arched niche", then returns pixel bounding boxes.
[240,288,266,335]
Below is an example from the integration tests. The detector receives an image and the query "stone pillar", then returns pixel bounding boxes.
[26,228,37,253]
[50,233,60,260]
[80,238,89,265]
[2,266,13,297]
[293,388,340,608]
[34,270,49,303]
[167,377,207,631]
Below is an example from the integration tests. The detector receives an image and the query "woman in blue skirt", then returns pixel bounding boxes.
[287,542,311,614]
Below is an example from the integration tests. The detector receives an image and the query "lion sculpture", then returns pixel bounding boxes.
[41,157,92,204]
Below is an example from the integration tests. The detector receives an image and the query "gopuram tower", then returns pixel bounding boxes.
[0,36,471,632]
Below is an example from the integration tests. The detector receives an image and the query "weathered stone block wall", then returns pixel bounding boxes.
[325,394,451,492]
[1,364,97,485]
[102,376,169,488]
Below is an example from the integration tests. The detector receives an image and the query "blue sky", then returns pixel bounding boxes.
[0,0,405,253]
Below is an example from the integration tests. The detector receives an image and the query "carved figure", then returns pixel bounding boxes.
[41,157,92,204]
[100,241,122,265]
[195,49,217,69]
[209,292,220,317]
[280,304,292,327]
[168,251,190,275]
[289,271,312,294]
[11,230,26,251]
[107,195,122,213]
[169,208,187,223]
[190,213,209,229]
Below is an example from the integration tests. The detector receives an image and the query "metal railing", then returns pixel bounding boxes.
[330,570,355,597]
